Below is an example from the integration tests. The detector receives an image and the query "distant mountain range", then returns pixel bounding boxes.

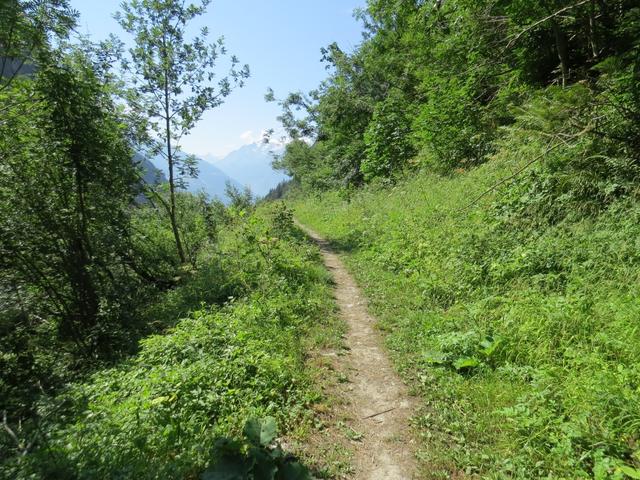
[211,143,289,198]
[146,152,241,203]
[0,57,37,78]
[137,142,289,202]
[134,153,167,185]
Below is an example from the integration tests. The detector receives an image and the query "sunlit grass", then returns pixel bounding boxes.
[292,159,640,478]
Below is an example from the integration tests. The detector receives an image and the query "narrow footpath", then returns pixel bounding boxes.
[299,223,418,480]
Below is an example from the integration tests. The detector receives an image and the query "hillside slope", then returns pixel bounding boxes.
[134,153,167,185]
[4,204,343,478]
[291,160,640,479]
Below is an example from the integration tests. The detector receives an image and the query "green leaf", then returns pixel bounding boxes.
[150,395,170,405]
[201,455,249,480]
[480,337,502,358]
[244,417,278,447]
[249,447,278,480]
[278,462,311,480]
[453,357,480,370]
[618,466,640,479]
[423,350,446,365]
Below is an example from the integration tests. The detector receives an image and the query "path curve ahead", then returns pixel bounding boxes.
[299,222,418,480]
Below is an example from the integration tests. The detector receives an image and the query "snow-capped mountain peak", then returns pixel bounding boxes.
[212,142,289,197]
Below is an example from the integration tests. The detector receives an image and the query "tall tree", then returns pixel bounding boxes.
[0,48,139,357]
[116,0,249,263]
[0,0,77,90]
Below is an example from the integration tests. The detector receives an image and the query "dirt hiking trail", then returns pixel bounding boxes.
[299,222,418,480]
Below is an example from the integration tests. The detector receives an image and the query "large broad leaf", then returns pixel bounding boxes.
[479,337,503,358]
[619,466,640,479]
[278,462,311,480]
[201,455,249,480]
[244,417,278,447]
[423,350,446,365]
[249,447,278,480]
[453,357,480,371]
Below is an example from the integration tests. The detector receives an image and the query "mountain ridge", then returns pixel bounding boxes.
[212,142,289,198]
[147,152,241,203]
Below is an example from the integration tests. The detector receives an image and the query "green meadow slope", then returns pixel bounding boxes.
[292,161,640,479]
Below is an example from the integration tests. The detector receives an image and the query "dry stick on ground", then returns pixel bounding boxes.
[362,407,397,420]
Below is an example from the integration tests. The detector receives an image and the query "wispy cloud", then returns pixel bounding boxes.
[239,130,265,144]
[240,129,290,148]
[240,130,256,143]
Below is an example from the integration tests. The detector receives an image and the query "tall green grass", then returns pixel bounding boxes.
[292,163,640,478]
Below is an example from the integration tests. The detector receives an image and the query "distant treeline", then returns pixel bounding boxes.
[273,0,639,218]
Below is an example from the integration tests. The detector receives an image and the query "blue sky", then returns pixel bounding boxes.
[70,0,365,158]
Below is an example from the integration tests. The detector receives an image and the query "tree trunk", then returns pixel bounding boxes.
[587,0,599,60]
[551,20,570,87]
[63,234,99,354]
[163,71,186,264]
[63,148,99,354]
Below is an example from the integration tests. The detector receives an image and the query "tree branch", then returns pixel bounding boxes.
[459,124,594,212]
[506,0,591,49]
[3,411,33,456]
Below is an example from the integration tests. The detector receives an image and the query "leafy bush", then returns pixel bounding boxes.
[274,140,336,192]
[2,204,337,479]
[413,76,495,173]
[0,49,153,431]
[362,89,417,180]
[494,83,640,224]
[201,417,310,480]
[133,190,219,277]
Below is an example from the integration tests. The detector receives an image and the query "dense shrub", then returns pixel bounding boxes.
[413,76,495,173]
[2,204,337,478]
[493,80,640,224]
[362,89,417,180]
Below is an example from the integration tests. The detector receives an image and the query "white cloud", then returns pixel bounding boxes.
[240,129,290,147]
[239,130,255,143]
[239,130,264,144]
